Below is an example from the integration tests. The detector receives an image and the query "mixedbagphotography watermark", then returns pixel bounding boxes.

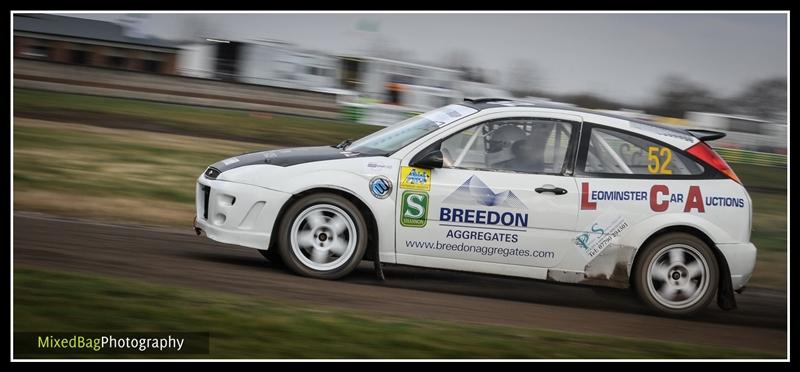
[14,332,210,355]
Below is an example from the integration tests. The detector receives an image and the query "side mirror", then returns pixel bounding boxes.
[410,148,444,169]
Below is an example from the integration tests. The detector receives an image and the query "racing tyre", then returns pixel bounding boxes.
[277,193,368,279]
[633,233,719,316]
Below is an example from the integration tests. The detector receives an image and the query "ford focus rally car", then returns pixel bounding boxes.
[194,98,756,316]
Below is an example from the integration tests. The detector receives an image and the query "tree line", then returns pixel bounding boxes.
[443,51,787,123]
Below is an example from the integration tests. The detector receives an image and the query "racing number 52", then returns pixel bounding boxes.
[647,146,673,175]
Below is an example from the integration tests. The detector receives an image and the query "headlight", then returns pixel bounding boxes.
[204,167,221,180]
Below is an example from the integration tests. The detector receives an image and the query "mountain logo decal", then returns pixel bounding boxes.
[443,176,526,209]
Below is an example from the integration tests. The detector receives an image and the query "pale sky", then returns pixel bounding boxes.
[65,12,788,106]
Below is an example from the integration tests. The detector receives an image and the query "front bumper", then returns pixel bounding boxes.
[717,242,758,290]
[195,177,292,250]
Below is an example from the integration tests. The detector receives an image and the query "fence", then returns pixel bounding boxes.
[13,58,342,120]
[714,147,788,168]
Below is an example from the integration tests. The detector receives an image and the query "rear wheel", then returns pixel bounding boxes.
[633,233,718,316]
[277,193,367,279]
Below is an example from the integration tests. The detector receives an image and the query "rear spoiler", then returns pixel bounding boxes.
[686,129,726,141]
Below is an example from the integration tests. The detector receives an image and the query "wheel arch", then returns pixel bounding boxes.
[629,225,720,280]
[627,224,736,310]
[620,213,734,279]
[268,187,380,262]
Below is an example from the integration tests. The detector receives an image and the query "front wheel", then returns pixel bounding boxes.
[633,233,719,316]
[277,193,368,279]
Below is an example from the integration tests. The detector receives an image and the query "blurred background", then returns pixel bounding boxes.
[12,12,788,359]
[14,12,788,148]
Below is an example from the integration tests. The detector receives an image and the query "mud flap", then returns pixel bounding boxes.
[373,259,385,281]
[193,214,202,236]
[715,251,737,311]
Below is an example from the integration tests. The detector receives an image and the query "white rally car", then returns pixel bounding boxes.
[194,98,756,316]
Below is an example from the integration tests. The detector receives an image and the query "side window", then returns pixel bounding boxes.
[440,118,574,174]
[583,127,704,176]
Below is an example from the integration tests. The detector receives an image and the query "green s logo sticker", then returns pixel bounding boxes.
[400,191,428,227]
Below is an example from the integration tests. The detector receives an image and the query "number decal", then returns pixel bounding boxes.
[647,146,660,173]
[647,146,673,174]
[659,147,673,174]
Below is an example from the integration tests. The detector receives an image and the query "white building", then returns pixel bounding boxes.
[177,39,340,91]
[455,81,514,100]
[339,56,462,101]
[178,41,476,107]
[685,112,787,152]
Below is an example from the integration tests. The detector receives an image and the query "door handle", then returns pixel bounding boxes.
[535,186,568,195]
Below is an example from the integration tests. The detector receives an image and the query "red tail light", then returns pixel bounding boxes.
[687,142,741,184]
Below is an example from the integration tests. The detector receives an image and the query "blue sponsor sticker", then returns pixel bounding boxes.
[369,176,392,199]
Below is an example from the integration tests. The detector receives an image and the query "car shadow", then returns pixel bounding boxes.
[182,251,275,270]
[183,249,786,330]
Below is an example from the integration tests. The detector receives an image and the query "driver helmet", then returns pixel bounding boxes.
[485,124,526,166]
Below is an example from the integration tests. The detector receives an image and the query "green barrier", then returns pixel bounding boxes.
[342,106,364,122]
[714,147,787,168]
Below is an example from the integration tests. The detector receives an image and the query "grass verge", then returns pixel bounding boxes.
[14,118,262,206]
[14,88,380,146]
[13,267,782,359]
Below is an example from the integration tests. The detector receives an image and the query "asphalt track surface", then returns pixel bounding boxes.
[13,212,787,354]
